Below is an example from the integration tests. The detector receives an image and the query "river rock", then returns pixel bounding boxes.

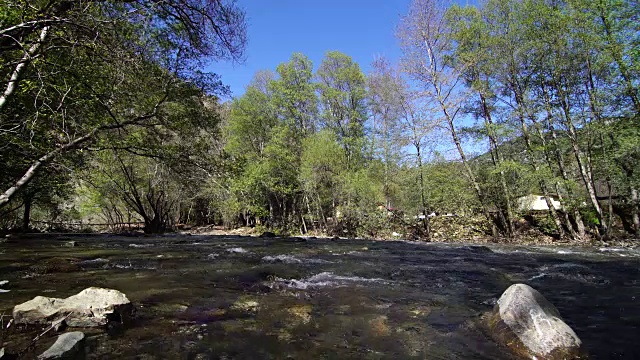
[38,331,85,359]
[487,283,585,359]
[13,287,133,327]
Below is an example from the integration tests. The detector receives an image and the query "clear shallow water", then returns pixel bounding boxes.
[0,234,638,359]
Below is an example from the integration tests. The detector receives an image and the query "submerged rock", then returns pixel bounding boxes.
[286,304,312,325]
[28,258,81,275]
[13,287,133,328]
[38,332,85,359]
[369,315,391,337]
[487,283,585,359]
[230,298,259,313]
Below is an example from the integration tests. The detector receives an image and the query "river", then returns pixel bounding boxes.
[0,234,638,359]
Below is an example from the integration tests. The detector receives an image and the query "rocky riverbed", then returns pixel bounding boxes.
[0,234,638,359]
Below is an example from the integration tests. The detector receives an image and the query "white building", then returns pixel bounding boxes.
[517,194,562,211]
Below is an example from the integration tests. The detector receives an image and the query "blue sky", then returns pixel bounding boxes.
[207,0,412,98]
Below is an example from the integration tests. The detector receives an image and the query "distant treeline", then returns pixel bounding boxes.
[1,0,638,241]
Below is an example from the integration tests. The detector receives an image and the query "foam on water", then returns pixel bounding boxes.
[129,243,153,248]
[272,271,386,290]
[540,263,590,271]
[262,254,334,265]
[330,251,362,256]
[262,255,302,264]
[226,247,248,253]
[599,247,625,252]
[528,273,548,280]
[78,258,109,265]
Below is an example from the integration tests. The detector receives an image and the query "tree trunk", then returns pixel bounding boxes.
[304,194,315,231]
[23,195,33,231]
[553,78,608,235]
[479,90,514,237]
[632,187,640,236]
[586,59,639,236]
[540,85,586,239]
[144,215,167,234]
[435,93,497,238]
[415,142,431,241]
[510,81,566,240]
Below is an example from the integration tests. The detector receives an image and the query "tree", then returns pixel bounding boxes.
[0,0,246,209]
[317,51,368,169]
[271,53,318,136]
[368,57,404,209]
[300,129,348,230]
[446,4,518,237]
[398,0,500,237]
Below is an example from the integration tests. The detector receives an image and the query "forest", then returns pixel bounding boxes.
[0,0,638,243]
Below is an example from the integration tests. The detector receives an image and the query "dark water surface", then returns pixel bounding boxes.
[0,234,638,359]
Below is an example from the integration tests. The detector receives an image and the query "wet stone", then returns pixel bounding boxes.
[487,284,585,360]
[38,331,85,360]
[13,287,133,327]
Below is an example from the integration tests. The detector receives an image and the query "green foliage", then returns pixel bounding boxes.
[0,0,246,224]
[317,51,368,168]
[271,53,318,135]
[3,0,638,240]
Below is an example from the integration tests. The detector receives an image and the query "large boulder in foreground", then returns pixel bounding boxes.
[487,284,585,359]
[13,287,132,327]
[38,332,85,359]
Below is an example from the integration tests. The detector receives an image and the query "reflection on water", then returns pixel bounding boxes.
[0,234,638,359]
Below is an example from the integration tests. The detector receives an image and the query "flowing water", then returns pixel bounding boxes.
[0,234,638,359]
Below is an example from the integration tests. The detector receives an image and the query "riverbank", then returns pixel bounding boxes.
[187,224,638,249]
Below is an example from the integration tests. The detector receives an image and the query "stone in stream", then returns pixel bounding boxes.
[13,287,133,328]
[486,283,585,359]
[38,332,85,359]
